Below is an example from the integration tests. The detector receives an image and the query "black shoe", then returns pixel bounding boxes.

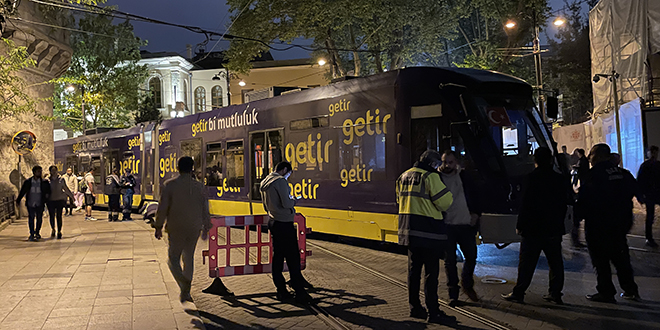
[35,233,41,240]
[542,294,564,305]
[409,306,428,319]
[294,291,313,304]
[428,311,457,325]
[57,232,62,239]
[276,290,293,301]
[586,293,616,303]
[28,235,35,242]
[501,292,524,303]
[448,299,462,307]
[620,292,640,301]
[50,230,56,238]
[287,279,315,290]
[646,240,659,248]
[463,288,480,302]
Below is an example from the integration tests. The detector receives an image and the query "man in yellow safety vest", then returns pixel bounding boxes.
[396,150,456,325]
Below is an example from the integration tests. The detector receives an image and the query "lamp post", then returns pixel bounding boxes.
[505,16,565,123]
[212,70,232,106]
[593,71,622,158]
[66,84,86,134]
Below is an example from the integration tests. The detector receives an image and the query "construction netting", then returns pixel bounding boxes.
[589,0,660,114]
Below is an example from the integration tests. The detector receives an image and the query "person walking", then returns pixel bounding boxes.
[502,147,570,305]
[571,148,590,248]
[83,168,97,221]
[637,145,660,248]
[16,166,51,241]
[439,150,481,307]
[47,165,74,239]
[63,168,77,216]
[154,157,211,303]
[120,168,136,220]
[579,143,641,302]
[397,150,456,325]
[260,161,313,303]
[105,168,122,222]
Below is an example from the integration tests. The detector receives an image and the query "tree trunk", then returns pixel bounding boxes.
[458,24,476,56]
[373,34,384,73]
[326,33,345,77]
[388,29,404,70]
[349,25,361,76]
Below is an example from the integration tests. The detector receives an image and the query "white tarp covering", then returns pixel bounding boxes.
[553,99,644,176]
[589,0,660,114]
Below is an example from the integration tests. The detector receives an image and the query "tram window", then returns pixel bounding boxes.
[290,116,329,130]
[66,156,78,174]
[226,141,245,187]
[91,156,101,185]
[79,156,90,175]
[181,138,203,179]
[250,130,283,200]
[206,142,223,187]
[267,131,283,173]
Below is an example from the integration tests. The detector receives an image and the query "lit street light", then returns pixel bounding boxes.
[65,84,86,134]
[238,80,246,87]
[505,21,516,29]
[318,58,327,66]
[553,17,566,26]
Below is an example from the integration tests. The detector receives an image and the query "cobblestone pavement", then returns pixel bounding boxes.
[0,211,204,330]
[192,210,660,330]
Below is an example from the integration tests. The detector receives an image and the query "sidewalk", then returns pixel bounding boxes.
[0,210,204,330]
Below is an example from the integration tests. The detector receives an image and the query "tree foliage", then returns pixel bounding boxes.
[54,11,149,131]
[134,92,162,125]
[0,38,41,122]
[223,0,461,77]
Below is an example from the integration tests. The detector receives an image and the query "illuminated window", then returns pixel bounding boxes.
[195,86,206,112]
[211,85,223,109]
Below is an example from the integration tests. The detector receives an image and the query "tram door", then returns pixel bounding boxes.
[102,150,120,204]
[249,130,284,202]
[410,104,447,162]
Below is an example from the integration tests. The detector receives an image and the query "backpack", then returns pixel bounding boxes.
[79,178,88,193]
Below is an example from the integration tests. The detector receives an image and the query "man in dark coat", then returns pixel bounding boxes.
[580,143,640,302]
[571,148,590,247]
[16,166,51,241]
[637,145,660,248]
[502,147,570,304]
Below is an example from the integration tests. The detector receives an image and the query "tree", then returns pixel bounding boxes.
[54,11,148,131]
[223,0,462,77]
[0,38,41,122]
[134,93,162,124]
[545,0,598,125]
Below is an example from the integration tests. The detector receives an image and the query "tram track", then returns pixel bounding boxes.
[308,241,514,330]
[307,303,353,330]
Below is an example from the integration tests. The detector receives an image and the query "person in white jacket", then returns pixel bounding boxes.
[154,157,211,303]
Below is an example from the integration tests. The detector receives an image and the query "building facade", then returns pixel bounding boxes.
[138,51,194,119]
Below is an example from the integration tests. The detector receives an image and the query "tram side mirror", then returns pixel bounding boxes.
[546,96,559,119]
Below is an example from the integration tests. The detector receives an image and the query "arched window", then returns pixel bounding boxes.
[183,80,188,110]
[195,86,206,113]
[211,85,223,109]
[148,77,162,108]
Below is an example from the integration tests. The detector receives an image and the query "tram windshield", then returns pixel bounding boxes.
[474,95,549,177]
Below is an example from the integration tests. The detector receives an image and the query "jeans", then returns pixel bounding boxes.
[27,205,45,236]
[513,236,565,297]
[168,231,199,298]
[47,200,65,233]
[122,190,134,219]
[587,234,638,296]
[269,220,305,293]
[408,246,442,312]
[444,225,478,299]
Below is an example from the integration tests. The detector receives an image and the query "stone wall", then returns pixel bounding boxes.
[0,1,72,200]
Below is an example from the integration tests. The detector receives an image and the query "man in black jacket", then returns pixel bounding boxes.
[580,143,640,302]
[637,145,660,248]
[16,166,51,241]
[572,148,590,247]
[502,147,570,304]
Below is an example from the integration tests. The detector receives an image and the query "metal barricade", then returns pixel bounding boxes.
[202,214,312,278]
[0,196,16,224]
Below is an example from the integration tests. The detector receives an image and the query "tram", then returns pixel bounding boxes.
[54,67,555,244]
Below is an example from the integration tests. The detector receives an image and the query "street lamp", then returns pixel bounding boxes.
[212,70,232,106]
[238,80,246,87]
[317,58,327,66]
[593,71,623,158]
[65,84,86,134]
[505,16,565,123]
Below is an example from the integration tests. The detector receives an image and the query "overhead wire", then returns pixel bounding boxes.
[193,0,252,64]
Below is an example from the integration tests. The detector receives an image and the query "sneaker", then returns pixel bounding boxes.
[428,311,457,325]
[88,217,97,221]
[501,292,524,303]
[57,232,62,240]
[179,293,194,303]
[463,288,480,302]
[276,290,293,301]
[586,293,616,303]
[542,294,564,305]
[646,240,659,248]
[620,292,640,301]
[51,230,56,238]
[409,306,428,319]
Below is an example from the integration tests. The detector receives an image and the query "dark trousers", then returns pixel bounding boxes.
[408,246,442,312]
[645,202,658,241]
[122,190,134,219]
[269,220,305,292]
[65,196,74,214]
[444,225,477,299]
[513,236,564,297]
[587,234,638,296]
[571,207,584,244]
[108,194,121,219]
[27,205,45,236]
[47,200,65,233]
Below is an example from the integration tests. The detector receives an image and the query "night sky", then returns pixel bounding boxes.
[103,0,584,60]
